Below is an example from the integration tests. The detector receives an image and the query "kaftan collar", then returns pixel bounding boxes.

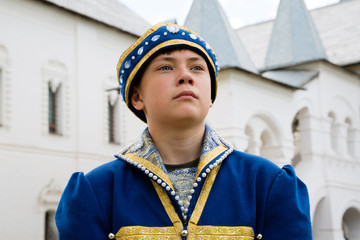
[124,124,224,172]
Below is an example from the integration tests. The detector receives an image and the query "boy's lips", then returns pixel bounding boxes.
[174,90,198,99]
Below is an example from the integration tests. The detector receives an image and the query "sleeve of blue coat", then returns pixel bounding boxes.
[262,165,312,240]
[55,172,109,240]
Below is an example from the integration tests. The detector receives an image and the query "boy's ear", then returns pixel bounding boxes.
[131,88,145,111]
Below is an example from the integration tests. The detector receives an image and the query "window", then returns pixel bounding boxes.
[48,82,61,134]
[292,116,301,167]
[342,207,360,240]
[107,89,120,144]
[345,117,355,157]
[45,210,58,240]
[328,112,337,153]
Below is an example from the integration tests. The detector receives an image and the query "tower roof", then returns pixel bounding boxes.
[264,0,327,70]
[184,0,258,74]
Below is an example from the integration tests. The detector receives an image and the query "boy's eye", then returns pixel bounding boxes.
[192,65,204,71]
[159,65,171,71]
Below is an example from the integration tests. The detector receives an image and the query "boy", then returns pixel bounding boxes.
[56,23,312,239]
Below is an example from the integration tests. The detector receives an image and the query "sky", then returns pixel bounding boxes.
[118,0,340,29]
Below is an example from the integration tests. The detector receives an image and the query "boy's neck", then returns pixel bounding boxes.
[147,122,205,165]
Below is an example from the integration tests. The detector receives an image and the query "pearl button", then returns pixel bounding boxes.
[108,233,115,239]
[256,234,263,239]
[181,229,188,237]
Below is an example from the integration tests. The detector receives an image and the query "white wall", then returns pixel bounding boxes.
[0,1,359,240]
[0,1,145,238]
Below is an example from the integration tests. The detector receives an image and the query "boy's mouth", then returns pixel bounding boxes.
[174,90,198,99]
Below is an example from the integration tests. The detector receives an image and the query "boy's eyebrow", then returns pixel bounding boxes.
[153,55,205,63]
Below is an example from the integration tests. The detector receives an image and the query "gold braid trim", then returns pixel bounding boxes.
[124,153,174,190]
[187,164,221,239]
[151,181,184,239]
[115,226,254,239]
[194,226,255,239]
[195,145,227,179]
[116,226,179,239]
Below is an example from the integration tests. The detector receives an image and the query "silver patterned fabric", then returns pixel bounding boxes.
[126,124,221,201]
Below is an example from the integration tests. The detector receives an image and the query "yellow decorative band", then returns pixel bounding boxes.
[116,226,180,239]
[115,225,254,240]
[191,226,255,240]
[195,145,227,179]
[124,153,174,190]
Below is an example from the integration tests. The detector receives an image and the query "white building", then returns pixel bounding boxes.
[0,0,359,239]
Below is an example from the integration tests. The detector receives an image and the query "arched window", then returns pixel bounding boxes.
[48,81,62,134]
[108,90,120,144]
[105,74,121,144]
[43,59,67,136]
[328,112,337,153]
[245,114,283,165]
[312,197,332,239]
[260,130,273,159]
[291,114,301,167]
[345,117,355,157]
[342,207,360,240]
[45,210,58,240]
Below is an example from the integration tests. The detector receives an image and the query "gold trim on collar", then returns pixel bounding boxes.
[124,153,174,190]
[195,145,227,179]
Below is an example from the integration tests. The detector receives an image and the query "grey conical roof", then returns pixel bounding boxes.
[264,0,327,70]
[184,0,258,74]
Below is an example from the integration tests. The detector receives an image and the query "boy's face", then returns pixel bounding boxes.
[131,49,212,127]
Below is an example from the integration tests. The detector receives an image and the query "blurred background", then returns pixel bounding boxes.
[0,0,359,239]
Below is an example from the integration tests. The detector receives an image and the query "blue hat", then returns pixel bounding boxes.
[116,22,219,122]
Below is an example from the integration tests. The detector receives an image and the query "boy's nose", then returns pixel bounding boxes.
[176,68,194,86]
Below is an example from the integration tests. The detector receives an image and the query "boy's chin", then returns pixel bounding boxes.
[165,112,207,127]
